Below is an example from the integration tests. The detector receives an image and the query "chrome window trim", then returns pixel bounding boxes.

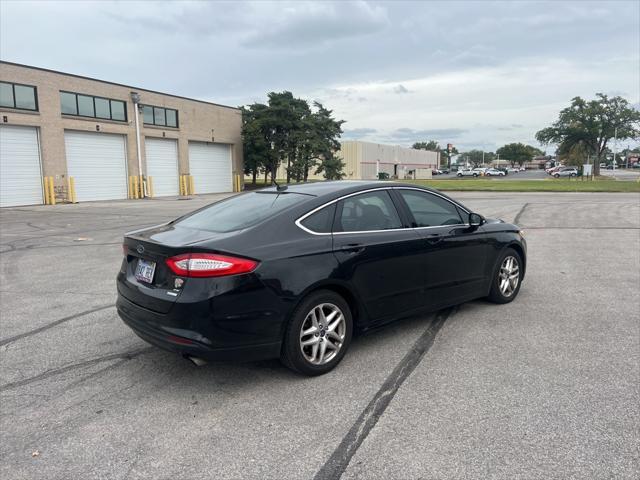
[294,186,471,236]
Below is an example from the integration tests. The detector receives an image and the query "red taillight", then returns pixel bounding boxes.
[165,253,258,278]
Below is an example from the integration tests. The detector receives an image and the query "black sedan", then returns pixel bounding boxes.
[117,181,526,376]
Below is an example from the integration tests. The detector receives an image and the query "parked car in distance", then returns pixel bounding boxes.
[553,167,578,177]
[632,163,640,169]
[519,166,526,171]
[457,169,479,177]
[439,168,450,174]
[546,165,564,175]
[485,168,506,176]
[507,167,520,173]
[600,163,607,168]
[431,169,440,175]
[117,181,527,376]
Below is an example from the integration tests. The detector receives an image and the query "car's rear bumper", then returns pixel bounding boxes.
[116,289,283,362]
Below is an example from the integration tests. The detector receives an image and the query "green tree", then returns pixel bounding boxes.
[242,93,346,183]
[241,103,276,184]
[536,93,640,175]
[412,140,440,151]
[496,143,543,167]
[308,102,345,181]
[460,149,486,166]
[315,152,345,180]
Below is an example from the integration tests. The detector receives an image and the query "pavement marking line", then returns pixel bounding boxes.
[0,304,115,347]
[0,346,154,391]
[313,307,454,480]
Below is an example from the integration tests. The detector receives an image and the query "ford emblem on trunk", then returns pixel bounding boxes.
[136,245,145,254]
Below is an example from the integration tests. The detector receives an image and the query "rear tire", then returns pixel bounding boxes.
[487,248,523,304]
[554,173,560,178]
[280,290,353,376]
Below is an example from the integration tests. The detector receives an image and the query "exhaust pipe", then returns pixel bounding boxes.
[186,355,207,367]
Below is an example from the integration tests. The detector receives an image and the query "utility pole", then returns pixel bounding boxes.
[613,126,618,176]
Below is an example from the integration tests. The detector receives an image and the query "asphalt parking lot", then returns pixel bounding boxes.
[1,190,639,479]
[437,169,548,180]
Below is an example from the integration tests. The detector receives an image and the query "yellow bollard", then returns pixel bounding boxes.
[133,176,139,199]
[139,175,145,198]
[128,176,133,199]
[179,175,184,195]
[43,176,50,205]
[188,175,195,195]
[147,176,154,198]
[181,175,188,196]
[48,177,56,205]
[67,177,77,203]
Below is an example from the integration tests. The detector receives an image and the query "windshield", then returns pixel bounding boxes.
[175,192,307,233]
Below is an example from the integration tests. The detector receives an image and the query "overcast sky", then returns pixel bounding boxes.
[1,0,638,152]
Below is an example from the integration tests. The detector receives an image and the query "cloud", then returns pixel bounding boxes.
[1,0,638,152]
[343,127,378,139]
[240,1,389,50]
[387,128,468,142]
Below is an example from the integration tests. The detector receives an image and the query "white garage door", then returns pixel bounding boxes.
[145,138,179,197]
[0,125,43,207]
[188,142,232,194]
[65,131,128,202]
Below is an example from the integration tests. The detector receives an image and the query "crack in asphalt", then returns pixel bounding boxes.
[0,304,116,347]
[0,346,154,391]
[513,202,528,225]
[313,307,454,480]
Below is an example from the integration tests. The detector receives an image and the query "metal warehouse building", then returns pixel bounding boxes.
[275,140,439,181]
[338,140,439,179]
[0,61,243,207]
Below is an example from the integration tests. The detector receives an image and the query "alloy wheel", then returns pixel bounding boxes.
[299,303,346,365]
[499,256,520,297]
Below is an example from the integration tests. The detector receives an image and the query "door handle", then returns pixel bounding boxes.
[425,234,444,244]
[338,243,365,254]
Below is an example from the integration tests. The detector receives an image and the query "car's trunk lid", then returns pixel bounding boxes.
[119,224,243,313]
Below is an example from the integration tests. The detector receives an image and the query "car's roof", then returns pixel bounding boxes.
[256,180,468,211]
[258,180,403,197]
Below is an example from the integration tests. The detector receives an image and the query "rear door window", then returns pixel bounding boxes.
[334,190,402,232]
[176,192,304,232]
[398,190,464,227]
[300,204,336,233]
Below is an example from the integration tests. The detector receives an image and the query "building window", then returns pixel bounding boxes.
[0,81,38,111]
[59,91,127,122]
[142,104,178,128]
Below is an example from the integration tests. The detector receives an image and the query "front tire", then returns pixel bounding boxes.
[487,248,523,304]
[280,290,353,376]
[554,173,560,178]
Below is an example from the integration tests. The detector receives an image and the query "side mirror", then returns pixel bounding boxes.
[469,212,485,228]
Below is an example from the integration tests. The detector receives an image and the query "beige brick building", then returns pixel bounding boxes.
[0,61,243,207]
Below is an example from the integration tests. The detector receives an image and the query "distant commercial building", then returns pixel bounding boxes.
[0,61,243,207]
[275,140,439,180]
[339,141,439,179]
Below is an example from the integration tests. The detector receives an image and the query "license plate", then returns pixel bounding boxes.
[135,259,156,284]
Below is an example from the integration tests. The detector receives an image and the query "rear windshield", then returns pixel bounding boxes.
[175,192,306,233]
